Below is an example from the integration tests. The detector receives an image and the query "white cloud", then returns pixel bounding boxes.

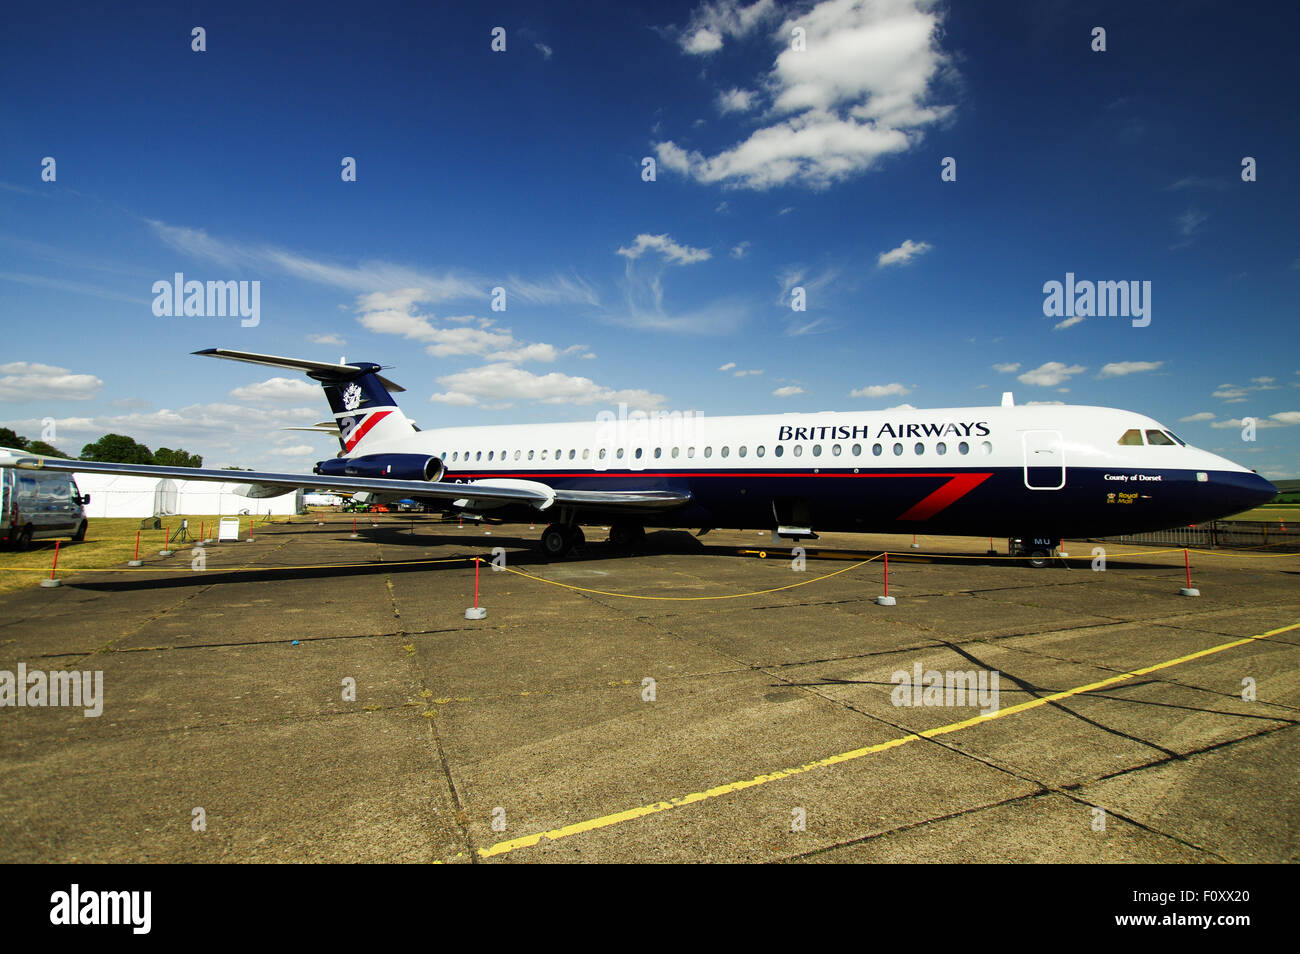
[307,333,346,346]
[679,0,776,54]
[1213,385,1250,402]
[355,289,570,362]
[731,241,751,259]
[718,362,737,371]
[616,233,712,265]
[429,363,666,410]
[1269,411,1300,425]
[1024,400,1066,406]
[658,0,954,190]
[229,377,320,403]
[772,385,804,397]
[876,238,932,267]
[718,87,757,113]
[1178,412,1216,423]
[0,362,103,401]
[1097,361,1163,378]
[1053,315,1087,331]
[850,382,910,398]
[992,362,1020,374]
[1018,362,1085,387]
[1210,417,1285,430]
[147,219,597,306]
[272,444,315,456]
[534,42,553,59]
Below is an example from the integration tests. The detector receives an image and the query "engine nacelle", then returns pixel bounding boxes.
[315,453,445,483]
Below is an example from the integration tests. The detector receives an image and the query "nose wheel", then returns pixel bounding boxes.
[540,523,585,558]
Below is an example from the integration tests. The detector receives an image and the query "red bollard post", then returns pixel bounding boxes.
[129,530,142,566]
[350,516,359,539]
[160,525,173,556]
[1179,548,1200,597]
[465,557,487,619]
[876,551,895,605]
[41,540,61,588]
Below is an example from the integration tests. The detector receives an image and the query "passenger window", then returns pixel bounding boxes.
[774,445,784,457]
[721,446,729,458]
[704,447,712,458]
[812,445,822,457]
[635,448,643,459]
[617,448,625,459]
[528,450,535,460]
[893,443,903,456]
[793,445,803,457]
[852,443,861,456]
[914,443,924,455]
[958,442,969,455]
[488,451,494,461]
[738,446,747,457]
[687,447,695,458]
[598,448,606,460]
[872,444,882,456]
[936,442,947,455]
[672,447,680,458]
[514,450,521,460]
[756,446,765,457]
[980,441,992,454]
[1146,429,1175,446]
[654,447,661,458]
[569,449,576,459]
[541,450,548,460]
[476,451,482,461]
[832,444,842,456]
[582,448,589,459]
[1118,429,1144,446]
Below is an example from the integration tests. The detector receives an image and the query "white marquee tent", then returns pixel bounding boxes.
[75,473,302,518]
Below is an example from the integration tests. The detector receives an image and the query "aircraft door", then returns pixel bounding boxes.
[1022,430,1065,490]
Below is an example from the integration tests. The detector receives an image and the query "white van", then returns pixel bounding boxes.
[1,467,89,549]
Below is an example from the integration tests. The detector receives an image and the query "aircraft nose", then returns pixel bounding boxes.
[1219,470,1277,515]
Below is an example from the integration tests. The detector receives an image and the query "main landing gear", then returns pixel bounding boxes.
[607,521,645,550]
[540,523,585,558]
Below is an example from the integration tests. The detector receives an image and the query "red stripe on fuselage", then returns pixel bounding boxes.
[897,472,993,521]
[344,410,390,452]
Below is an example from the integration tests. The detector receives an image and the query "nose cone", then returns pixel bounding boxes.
[1217,470,1277,516]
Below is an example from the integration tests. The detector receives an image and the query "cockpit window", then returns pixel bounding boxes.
[1165,431,1186,446]
[1146,429,1175,446]
[1118,429,1144,445]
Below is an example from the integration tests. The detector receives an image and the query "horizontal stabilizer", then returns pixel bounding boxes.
[194,348,405,392]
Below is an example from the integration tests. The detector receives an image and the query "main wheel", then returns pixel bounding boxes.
[608,522,645,549]
[540,524,572,558]
[1028,548,1051,568]
[72,521,87,542]
[15,526,33,551]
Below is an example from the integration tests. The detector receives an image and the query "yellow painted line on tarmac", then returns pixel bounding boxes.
[478,620,1300,859]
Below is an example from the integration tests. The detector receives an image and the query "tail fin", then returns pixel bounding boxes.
[195,348,417,455]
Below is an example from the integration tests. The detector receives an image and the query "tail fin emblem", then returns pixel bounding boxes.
[342,383,363,411]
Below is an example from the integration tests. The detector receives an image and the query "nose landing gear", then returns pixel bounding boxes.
[1009,536,1059,568]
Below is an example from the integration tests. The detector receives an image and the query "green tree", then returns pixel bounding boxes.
[25,440,69,458]
[0,428,28,450]
[154,447,203,468]
[80,433,154,464]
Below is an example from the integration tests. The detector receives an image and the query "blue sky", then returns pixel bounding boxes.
[2,0,1297,478]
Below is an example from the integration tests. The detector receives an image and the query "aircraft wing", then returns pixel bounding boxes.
[6,455,691,512]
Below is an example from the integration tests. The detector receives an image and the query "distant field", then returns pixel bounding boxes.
[1227,505,1300,521]
[0,513,285,596]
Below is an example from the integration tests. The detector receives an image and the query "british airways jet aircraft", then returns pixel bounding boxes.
[12,349,1277,563]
